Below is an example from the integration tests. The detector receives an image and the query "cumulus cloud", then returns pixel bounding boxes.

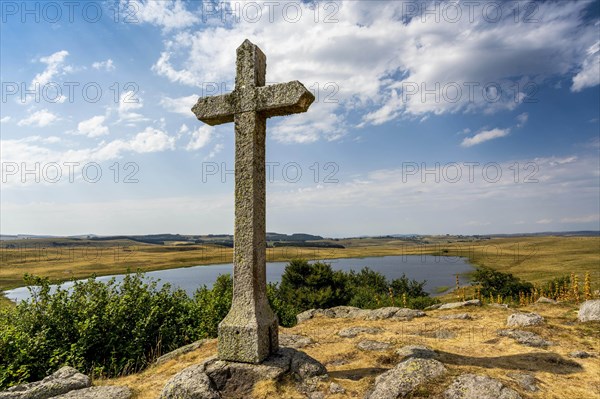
[125,0,199,31]
[31,50,70,87]
[143,1,598,142]
[117,90,145,122]
[186,125,213,150]
[17,109,59,127]
[92,59,115,71]
[461,128,510,147]
[75,115,109,137]
[0,116,11,123]
[160,94,198,116]
[516,113,529,128]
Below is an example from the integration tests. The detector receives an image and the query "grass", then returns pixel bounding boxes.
[1,236,598,294]
[96,302,600,399]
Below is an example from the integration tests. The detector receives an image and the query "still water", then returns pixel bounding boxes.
[4,255,474,302]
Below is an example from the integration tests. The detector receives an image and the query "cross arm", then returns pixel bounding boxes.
[257,81,315,118]
[192,93,236,126]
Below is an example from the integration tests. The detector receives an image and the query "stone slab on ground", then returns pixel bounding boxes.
[0,366,90,399]
[444,374,522,399]
[366,358,446,399]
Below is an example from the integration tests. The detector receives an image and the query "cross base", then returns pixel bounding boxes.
[218,303,279,364]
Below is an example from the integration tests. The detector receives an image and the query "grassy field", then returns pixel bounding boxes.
[1,236,599,304]
[98,302,600,399]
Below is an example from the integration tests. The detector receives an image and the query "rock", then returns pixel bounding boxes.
[439,299,481,310]
[329,382,345,394]
[328,306,369,319]
[536,296,558,304]
[506,312,544,327]
[497,329,553,348]
[578,300,600,322]
[0,366,91,399]
[444,374,521,399]
[366,358,446,399]
[357,340,392,351]
[279,333,314,348]
[52,386,132,399]
[569,350,594,358]
[289,349,328,379]
[433,329,457,339]
[159,364,220,399]
[507,372,538,392]
[395,345,438,360]
[489,303,510,309]
[338,326,383,338]
[160,347,327,399]
[155,340,206,365]
[364,307,425,320]
[439,313,473,320]
[425,303,442,310]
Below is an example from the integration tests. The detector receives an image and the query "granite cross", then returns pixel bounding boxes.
[192,39,315,363]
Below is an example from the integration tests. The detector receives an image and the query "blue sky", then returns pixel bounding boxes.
[1,0,599,237]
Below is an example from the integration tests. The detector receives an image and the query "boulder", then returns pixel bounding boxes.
[155,340,206,365]
[0,366,90,399]
[52,386,132,399]
[296,306,424,323]
[444,374,521,399]
[438,299,481,310]
[395,345,438,360]
[506,312,544,327]
[329,382,345,394]
[159,364,220,399]
[578,300,600,322]
[497,329,552,348]
[366,358,446,399]
[364,307,425,321]
[569,350,594,358]
[357,340,392,351]
[338,326,383,338]
[279,333,314,349]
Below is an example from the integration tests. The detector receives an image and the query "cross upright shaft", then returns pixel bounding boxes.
[192,39,314,363]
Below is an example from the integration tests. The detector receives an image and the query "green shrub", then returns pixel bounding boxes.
[471,267,533,299]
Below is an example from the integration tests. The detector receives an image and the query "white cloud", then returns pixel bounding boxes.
[145,1,598,138]
[17,109,59,127]
[516,113,529,128]
[572,41,600,92]
[0,116,11,123]
[536,219,553,224]
[160,94,198,116]
[461,128,510,147]
[92,59,115,71]
[206,143,224,159]
[560,214,600,223]
[31,50,69,87]
[128,127,176,153]
[127,0,199,31]
[117,90,145,122]
[75,115,109,137]
[186,125,213,150]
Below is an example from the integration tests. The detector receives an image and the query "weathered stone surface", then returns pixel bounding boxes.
[497,329,553,348]
[155,340,206,365]
[425,303,442,310]
[506,312,544,327]
[0,366,90,399]
[328,306,370,319]
[438,299,481,310]
[439,313,473,320]
[338,326,383,338]
[489,303,510,309]
[507,372,538,392]
[329,382,345,394]
[159,364,220,399]
[536,296,558,304]
[192,39,314,364]
[160,348,326,399]
[357,340,392,351]
[367,307,425,320]
[395,345,438,360]
[52,386,132,399]
[444,374,522,399]
[279,333,314,348]
[366,358,446,399]
[432,329,457,339]
[569,350,594,358]
[578,300,600,322]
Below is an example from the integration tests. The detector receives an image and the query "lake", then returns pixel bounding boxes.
[4,255,474,302]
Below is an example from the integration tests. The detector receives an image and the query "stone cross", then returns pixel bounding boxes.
[192,39,315,363]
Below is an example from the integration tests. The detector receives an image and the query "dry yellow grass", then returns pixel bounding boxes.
[97,303,600,399]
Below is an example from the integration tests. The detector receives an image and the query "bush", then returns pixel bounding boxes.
[471,267,533,299]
